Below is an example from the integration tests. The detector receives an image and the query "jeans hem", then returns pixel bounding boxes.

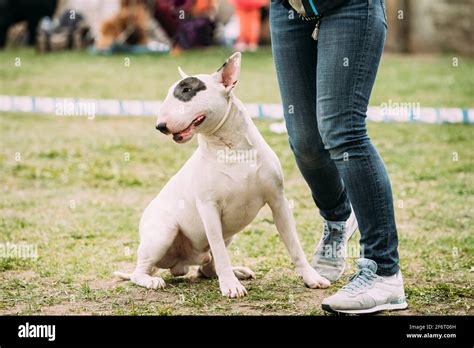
[376,264,400,277]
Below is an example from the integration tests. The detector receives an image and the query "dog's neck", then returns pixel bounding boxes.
[198,94,261,152]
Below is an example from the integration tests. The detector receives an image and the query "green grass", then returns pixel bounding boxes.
[0,48,473,315]
[0,112,472,315]
[1,47,473,106]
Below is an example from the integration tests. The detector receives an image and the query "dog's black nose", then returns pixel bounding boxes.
[156,122,169,134]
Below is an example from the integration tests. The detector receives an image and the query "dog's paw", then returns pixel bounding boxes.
[300,267,330,289]
[144,276,166,290]
[219,276,248,298]
[131,274,166,290]
[232,266,256,280]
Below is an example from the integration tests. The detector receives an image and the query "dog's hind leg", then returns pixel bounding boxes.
[198,262,255,280]
[116,222,179,290]
[232,266,256,280]
[198,238,256,280]
[197,261,217,278]
[129,255,166,290]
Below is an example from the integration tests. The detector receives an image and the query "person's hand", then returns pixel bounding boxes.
[285,0,317,18]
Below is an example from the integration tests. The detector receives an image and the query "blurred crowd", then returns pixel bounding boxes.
[0,0,270,54]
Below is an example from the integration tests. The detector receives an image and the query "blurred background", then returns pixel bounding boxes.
[0,0,473,54]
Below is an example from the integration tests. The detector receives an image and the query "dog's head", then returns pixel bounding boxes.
[156,52,241,143]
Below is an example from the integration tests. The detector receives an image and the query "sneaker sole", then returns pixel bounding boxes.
[322,301,408,314]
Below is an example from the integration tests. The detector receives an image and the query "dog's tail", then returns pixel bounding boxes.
[113,271,131,280]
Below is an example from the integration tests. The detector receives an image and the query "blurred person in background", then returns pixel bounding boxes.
[154,0,217,53]
[231,0,268,51]
[0,0,57,48]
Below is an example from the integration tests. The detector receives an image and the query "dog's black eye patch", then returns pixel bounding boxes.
[173,77,207,102]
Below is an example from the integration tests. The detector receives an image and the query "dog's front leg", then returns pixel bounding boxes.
[196,201,248,298]
[268,194,330,289]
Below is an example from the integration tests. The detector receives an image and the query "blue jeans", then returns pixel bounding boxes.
[270,0,399,276]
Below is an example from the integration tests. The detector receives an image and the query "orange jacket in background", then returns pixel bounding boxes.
[230,0,268,11]
[193,0,217,14]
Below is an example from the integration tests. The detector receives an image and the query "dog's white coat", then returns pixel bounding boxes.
[114,53,330,297]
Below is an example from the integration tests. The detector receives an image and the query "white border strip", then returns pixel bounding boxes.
[0,95,472,124]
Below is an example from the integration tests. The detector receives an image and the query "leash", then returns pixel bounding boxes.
[208,93,234,135]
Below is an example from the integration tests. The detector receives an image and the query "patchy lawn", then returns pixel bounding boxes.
[0,47,473,315]
[0,112,472,315]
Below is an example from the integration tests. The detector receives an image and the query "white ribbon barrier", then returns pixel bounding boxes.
[0,95,472,124]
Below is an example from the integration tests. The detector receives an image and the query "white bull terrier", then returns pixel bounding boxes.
[114,52,330,297]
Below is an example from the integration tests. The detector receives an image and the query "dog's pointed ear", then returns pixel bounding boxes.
[213,52,241,93]
[178,66,188,79]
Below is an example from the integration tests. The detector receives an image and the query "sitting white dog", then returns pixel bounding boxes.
[114,52,330,297]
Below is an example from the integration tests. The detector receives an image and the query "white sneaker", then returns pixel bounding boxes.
[312,209,358,282]
[322,258,408,314]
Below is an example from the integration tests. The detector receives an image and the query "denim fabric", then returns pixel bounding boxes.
[270,0,399,276]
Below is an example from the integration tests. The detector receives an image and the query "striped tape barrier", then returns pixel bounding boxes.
[0,95,472,124]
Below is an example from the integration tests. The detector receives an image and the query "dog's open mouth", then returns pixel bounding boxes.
[172,115,206,143]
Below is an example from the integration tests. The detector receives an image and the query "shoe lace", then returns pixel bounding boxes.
[319,222,345,257]
[342,268,377,294]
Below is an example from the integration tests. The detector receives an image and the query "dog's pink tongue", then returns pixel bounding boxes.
[173,115,205,143]
[177,127,192,139]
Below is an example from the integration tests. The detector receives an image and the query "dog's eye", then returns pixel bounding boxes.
[183,87,191,93]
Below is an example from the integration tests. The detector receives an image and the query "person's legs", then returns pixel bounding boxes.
[316,0,399,276]
[271,0,405,312]
[269,1,351,223]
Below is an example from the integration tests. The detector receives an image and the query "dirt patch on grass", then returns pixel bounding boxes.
[0,270,38,281]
